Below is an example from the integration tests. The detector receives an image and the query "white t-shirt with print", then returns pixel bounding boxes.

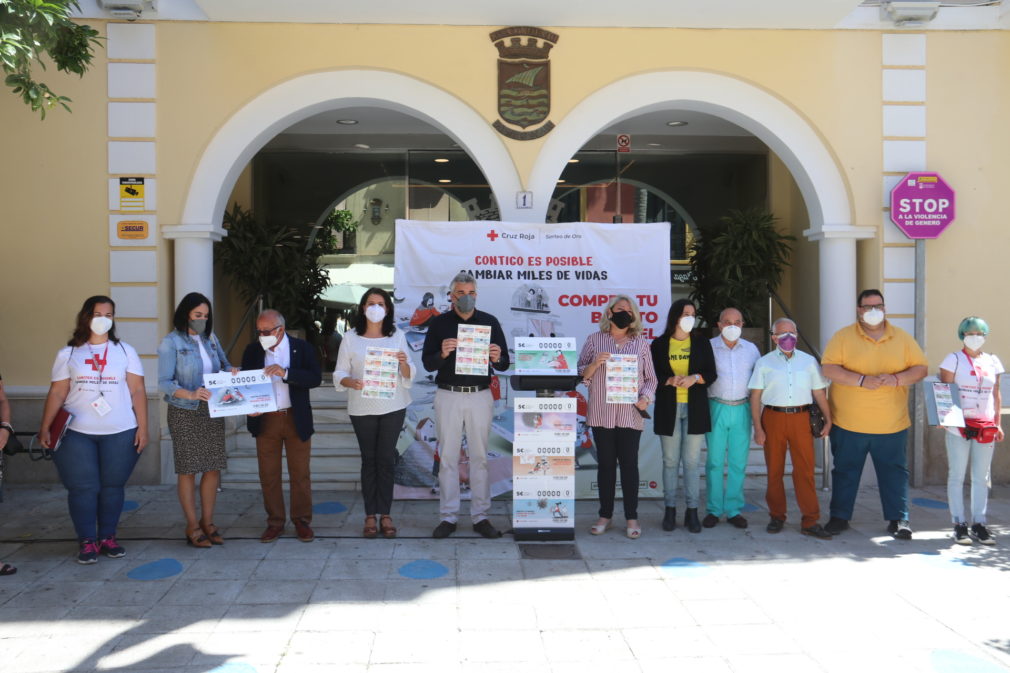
[939,349,1005,434]
[51,340,145,435]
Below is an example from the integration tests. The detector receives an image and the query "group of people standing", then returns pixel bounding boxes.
[20,281,1002,565]
[578,289,1001,545]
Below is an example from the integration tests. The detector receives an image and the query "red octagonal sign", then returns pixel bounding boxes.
[889,172,956,239]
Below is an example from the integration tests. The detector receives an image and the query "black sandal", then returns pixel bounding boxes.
[1,562,17,576]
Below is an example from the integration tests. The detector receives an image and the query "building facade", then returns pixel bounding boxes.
[2,1,1008,484]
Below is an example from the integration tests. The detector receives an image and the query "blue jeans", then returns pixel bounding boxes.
[53,428,140,541]
[660,403,704,508]
[945,430,994,525]
[828,425,908,522]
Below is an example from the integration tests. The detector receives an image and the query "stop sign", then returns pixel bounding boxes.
[889,172,955,239]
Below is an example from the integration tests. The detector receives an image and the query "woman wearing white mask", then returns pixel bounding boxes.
[938,316,1003,545]
[334,288,414,538]
[39,296,148,564]
[158,292,238,548]
[650,299,717,533]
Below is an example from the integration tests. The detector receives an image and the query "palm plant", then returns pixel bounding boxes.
[216,203,343,332]
[689,207,794,331]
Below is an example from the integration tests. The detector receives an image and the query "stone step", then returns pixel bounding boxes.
[226,453,363,475]
[220,472,360,491]
[233,425,358,451]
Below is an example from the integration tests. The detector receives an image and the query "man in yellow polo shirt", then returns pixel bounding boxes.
[820,289,927,540]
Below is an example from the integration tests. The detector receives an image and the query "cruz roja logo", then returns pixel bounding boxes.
[490,26,559,141]
[486,229,500,242]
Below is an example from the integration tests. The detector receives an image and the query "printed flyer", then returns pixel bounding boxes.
[605,353,639,404]
[514,337,577,376]
[362,347,400,399]
[455,324,492,376]
[513,395,577,439]
[203,369,277,418]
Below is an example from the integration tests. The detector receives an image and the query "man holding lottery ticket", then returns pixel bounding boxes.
[422,272,510,539]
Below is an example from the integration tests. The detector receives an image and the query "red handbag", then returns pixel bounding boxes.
[960,418,999,443]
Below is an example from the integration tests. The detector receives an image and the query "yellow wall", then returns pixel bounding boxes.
[151,24,883,231]
[0,36,110,384]
[924,32,1010,367]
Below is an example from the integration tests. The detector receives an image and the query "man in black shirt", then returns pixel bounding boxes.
[422,272,510,538]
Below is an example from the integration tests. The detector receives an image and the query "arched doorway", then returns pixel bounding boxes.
[165,70,523,305]
[527,70,876,348]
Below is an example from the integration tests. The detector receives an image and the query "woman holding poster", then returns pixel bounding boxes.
[158,292,236,548]
[938,316,1003,545]
[39,296,148,564]
[578,295,657,539]
[335,288,415,538]
[650,299,716,534]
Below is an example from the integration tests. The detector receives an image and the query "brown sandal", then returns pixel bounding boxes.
[380,515,397,539]
[200,522,224,545]
[363,515,378,539]
[185,527,212,548]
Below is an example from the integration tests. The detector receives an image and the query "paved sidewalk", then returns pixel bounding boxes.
[0,482,1008,673]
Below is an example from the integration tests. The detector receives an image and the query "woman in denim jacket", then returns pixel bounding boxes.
[158,292,237,547]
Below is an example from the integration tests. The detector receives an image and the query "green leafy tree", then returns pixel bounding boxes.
[216,204,343,333]
[1,0,102,118]
[689,207,794,331]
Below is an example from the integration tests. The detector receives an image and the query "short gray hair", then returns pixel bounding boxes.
[450,271,477,292]
[771,317,796,333]
[259,309,285,327]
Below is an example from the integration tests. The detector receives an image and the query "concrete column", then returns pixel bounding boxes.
[818,236,857,350]
[162,224,224,305]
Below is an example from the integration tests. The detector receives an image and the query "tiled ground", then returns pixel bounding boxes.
[0,483,1008,673]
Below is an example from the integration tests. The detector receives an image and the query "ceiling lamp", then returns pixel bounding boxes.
[336,119,358,125]
[881,1,940,25]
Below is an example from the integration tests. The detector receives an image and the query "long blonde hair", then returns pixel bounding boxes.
[597,294,643,337]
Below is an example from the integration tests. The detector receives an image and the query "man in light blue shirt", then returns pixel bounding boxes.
[748,318,833,538]
[704,308,760,529]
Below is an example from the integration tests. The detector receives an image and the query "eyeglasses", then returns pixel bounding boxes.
[859,304,885,310]
[255,325,281,336]
[773,332,797,339]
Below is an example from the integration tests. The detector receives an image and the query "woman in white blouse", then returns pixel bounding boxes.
[938,316,1003,545]
[334,288,415,538]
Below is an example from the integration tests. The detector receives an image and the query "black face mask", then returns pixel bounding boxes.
[610,310,633,329]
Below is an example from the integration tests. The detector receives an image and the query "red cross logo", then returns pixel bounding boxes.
[85,355,106,372]
[486,229,499,242]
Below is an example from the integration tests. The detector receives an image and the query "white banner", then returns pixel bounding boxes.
[392,219,671,499]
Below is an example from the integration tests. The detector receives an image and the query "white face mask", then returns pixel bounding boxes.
[259,335,278,350]
[721,325,742,342]
[365,304,386,324]
[678,315,696,333]
[963,335,986,351]
[862,308,885,327]
[90,316,113,336]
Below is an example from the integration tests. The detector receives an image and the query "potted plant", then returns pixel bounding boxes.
[688,207,794,337]
[216,204,342,335]
[326,208,357,252]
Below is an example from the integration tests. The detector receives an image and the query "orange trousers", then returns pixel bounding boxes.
[761,408,820,527]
